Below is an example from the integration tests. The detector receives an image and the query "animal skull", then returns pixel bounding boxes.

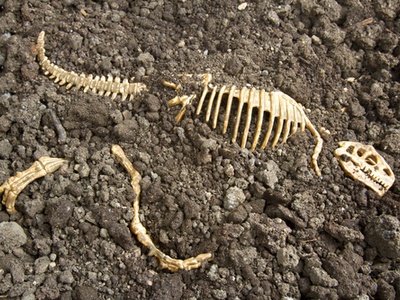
[334,141,395,197]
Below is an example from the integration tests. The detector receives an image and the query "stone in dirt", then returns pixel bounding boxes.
[0,222,27,252]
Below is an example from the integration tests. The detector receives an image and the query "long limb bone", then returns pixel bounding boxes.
[0,157,68,214]
[111,145,212,272]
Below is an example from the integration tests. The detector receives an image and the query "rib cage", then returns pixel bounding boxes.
[36,31,146,101]
[198,85,308,151]
[165,74,323,176]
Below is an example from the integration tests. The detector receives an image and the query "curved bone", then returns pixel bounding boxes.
[0,157,67,214]
[112,145,212,272]
[36,31,146,101]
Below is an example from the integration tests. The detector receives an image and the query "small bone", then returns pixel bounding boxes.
[47,109,67,144]
[0,157,68,214]
[111,145,212,272]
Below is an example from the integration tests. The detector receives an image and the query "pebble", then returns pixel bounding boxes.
[224,164,235,177]
[100,228,109,238]
[0,115,12,133]
[0,52,5,67]
[0,222,27,251]
[255,160,280,189]
[365,215,400,260]
[45,199,74,228]
[266,10,280,26]
[35,256,50,274]
[10,259,24,283]
[136,52,155,67]
[69,33,83,51]
[212,289,227,299]
[307,266,338,287]
[224,186,246,210]
[382,129,400,154]
[143,94,161,112]
[0,139,12,159]
[21,293,35,300]
[49,253,57,261]
[238,2,247,10]
[224,57,243,76]
[276,245,300,269]
[59,269,75,284]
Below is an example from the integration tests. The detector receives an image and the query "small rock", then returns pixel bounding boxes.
[73,286,98,300]
[0,51,5,67]
[0,115,12,133]
[59,269,74,284]
[35,256,50,274]
[0,222,27,251]
[63,0,76,6]
[10,259,25,283]
[93,206,134,250]
[228,205,248,223]
[382,129,400,155]
[143,94,161,112]
[322,253,360,298]
[365,215,400,260]
[276,245,300,269]
[224,164,235,177]
[306,266,338,287]
[224,57,243,76]
[224,186,246,210]
[136,52,155,67]
[21,293,35,300]
[324,222,364,242]
[313,15,345,48]
[349,101,366,117]
[249,214,291,254]
[238,2,247,10]
[69,33,83,51]
[376,278,396,300]
[100,57,112,72]
[45,198,74,228]
[0,139,12,159]
[113,119,139,142]
[266,10,280,26]
[212,289,227,299]
[255,160,280,189]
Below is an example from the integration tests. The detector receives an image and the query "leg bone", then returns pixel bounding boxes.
[0,157,68,214]
[111,144,212,272]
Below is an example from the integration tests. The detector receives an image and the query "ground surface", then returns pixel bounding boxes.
[0,0,400,299]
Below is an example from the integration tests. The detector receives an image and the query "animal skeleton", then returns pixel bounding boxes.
[111,145,212,272]
[0,157,68,214]
[35,31,147,101]
[164,74,323,176]
[334,141,395,197]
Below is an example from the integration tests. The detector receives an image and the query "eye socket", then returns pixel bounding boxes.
[346,145,355,154]
[357,148,366,157]
[384,168,393,176]
[340,154,351,162]
[365,155,378,165]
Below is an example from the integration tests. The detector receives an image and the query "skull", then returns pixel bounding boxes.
[334,141,395,197]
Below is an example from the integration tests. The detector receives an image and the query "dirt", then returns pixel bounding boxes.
[0,0,400,299]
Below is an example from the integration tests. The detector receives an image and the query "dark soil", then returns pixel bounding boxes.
[1,0,400,299]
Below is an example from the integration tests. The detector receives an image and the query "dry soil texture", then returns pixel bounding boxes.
[1,0,400,299]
